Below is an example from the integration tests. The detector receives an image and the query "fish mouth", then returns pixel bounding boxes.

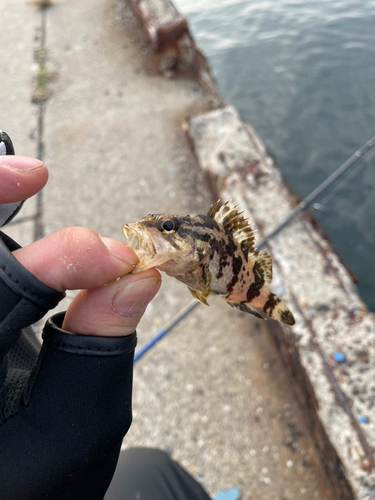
[122,223,157,271]
[122,223,183,273]
[122,224,149,254]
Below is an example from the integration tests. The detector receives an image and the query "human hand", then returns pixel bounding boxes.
[0,155,161,336]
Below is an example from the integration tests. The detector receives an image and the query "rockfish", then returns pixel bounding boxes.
[122,201,295,325]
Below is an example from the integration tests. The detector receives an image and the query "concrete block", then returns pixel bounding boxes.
[129,0,218,94]
[129,0,194,74]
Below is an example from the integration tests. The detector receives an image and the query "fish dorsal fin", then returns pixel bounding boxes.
[249,250,273,286]
[211,201,257,254]
[207,200,221,218]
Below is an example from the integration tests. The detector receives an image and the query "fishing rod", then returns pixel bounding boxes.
[259,135,375,247]
[133,300,200,362]
[134,135,375,363]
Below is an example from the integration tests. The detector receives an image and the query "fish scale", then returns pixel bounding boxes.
[122,201,295,325]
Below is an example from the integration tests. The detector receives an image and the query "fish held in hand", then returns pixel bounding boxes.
[122,201,295,325]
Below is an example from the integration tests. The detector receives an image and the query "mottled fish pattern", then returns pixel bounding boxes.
[122,201,295,325]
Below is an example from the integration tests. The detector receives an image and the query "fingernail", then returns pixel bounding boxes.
[112,277,161,317]
[100,236,139,266]
[0,156,43,170]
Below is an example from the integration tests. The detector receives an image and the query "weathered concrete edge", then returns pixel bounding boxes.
[128,0,219,95]
[186,105,375,500]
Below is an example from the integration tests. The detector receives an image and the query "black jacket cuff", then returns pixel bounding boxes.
[43,311,137,356]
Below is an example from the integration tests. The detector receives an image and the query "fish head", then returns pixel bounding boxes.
[122,213,212,275]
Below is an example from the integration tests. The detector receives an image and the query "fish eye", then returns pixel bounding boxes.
[163,220,174,231]
[157,216,179,233]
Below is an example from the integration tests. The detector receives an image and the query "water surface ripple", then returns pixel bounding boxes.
[175,0,375,310]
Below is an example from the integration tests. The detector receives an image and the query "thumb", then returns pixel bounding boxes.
[62,268,161,336]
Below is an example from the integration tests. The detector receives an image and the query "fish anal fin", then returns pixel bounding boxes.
[188,287,209,306]
[213,290,230,297]
[225,300,266,320]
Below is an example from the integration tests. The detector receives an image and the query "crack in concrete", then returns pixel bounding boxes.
[34,9,48,242]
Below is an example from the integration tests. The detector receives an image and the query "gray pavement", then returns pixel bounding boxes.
[1,0,335,498]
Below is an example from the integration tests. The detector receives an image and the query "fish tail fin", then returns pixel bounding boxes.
[259,290,295,325]
[226,290,295,325]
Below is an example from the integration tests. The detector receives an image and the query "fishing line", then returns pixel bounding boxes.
[313,147,375,212]
[258,135,375,247]
[134,135,375,363]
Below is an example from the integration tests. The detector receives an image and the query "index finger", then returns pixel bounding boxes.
[13,227,140,292]
[0,156,48,204]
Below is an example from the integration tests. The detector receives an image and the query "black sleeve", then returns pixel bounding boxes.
[1,313,136,500]
[0,232,137,500]
[0,231,65,360]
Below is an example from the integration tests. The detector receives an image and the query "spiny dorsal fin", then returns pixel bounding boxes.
[207,200,221,218]
[212,201,245,229]
[249,250,273,286]
[211,201,257,254]
[212,200,232,223]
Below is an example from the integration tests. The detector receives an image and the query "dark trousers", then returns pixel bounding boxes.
[104,447,212,500]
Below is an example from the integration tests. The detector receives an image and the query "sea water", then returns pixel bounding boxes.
[175,0,375,310]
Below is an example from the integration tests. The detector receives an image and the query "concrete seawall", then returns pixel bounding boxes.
[187,106,375,499]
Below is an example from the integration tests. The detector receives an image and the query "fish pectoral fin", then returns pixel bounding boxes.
[188,287,210,306]
[225,300,266,320]
[198,265,212,297]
